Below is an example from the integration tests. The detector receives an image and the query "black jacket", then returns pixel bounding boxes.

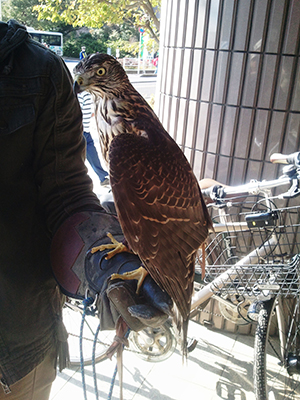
[0,20,101,387]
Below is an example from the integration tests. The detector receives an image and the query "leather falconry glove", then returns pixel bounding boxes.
[51,210,173,332]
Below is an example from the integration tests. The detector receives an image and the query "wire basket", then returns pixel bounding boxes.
[203,200,300,298]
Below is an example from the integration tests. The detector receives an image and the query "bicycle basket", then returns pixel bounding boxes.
[202,201,300,298]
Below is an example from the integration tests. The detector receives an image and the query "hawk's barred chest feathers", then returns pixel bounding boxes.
[74,53,163,163]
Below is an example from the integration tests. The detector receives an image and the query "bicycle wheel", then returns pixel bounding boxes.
[63,300,177,365]
[129,322,176,362]
[254,297,300,400]
[63,300,115,366]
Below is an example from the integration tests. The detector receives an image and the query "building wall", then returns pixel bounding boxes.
[156,0,300,185]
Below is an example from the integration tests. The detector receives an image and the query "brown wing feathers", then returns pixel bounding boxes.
[109,132,209,330]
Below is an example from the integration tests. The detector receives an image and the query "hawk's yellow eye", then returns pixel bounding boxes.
[96,67,106,76]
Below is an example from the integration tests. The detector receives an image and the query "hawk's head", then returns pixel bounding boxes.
[73,53,130,97]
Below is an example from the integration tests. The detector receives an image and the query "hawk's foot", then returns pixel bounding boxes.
[111,266,148,294]
[91,232,129,259]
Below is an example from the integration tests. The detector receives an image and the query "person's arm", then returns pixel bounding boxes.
[33,53,101,234]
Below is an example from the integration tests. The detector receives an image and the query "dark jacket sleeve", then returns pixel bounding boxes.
[32,53,102,233]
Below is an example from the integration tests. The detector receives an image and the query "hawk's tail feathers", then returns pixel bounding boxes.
[172,305,189,363]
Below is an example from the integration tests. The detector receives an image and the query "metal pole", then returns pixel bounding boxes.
[138,32,141,75]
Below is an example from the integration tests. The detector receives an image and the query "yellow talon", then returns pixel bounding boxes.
[91,233,129,259]
[111,266,148,294]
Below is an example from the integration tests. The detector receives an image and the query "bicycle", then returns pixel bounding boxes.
[63,151,300,400]
[192,151,300,400]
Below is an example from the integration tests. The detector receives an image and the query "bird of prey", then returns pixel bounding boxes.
[73,53,212,357]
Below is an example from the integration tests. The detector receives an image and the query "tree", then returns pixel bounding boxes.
[2,0,45,28]
[64,25,140,58]
[2,0,157,58]
[34,0,161,43]
[2,0,74,35]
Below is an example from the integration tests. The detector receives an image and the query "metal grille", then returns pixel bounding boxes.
[202,202,300,297]
[156,0,300,185]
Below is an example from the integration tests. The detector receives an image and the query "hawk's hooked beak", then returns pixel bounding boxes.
[73,75,85,95]
[73,80,81,95]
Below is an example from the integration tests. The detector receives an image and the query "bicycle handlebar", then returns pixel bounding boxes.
[270,151,300,167]
[200,151,300,202]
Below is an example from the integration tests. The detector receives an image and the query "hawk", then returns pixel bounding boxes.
[73,54,212,356]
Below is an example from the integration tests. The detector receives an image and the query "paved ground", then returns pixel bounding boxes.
[50,319,256,400]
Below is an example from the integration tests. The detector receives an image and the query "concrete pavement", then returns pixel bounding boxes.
[50,320,256,400]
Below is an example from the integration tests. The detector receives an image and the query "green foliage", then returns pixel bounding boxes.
[64,32,105,58]
[103,23,139,58]
[2,0,75,35]
[63,28,139,58]
[106,38,139,58]
[2,0,152,59]
[34,0,160,42]
[2,0,43,27]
